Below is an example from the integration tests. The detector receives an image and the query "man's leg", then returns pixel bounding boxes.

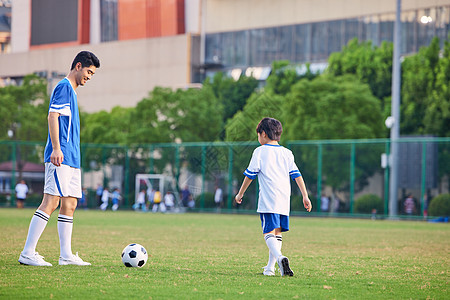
[19,194,60,266]
[58,197,77,259]
[58,197,90,265]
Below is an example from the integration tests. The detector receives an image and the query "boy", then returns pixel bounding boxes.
[18,51,100,266]
[235,117,312,276]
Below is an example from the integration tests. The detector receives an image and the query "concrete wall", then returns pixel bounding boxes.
[0,35,191,112]
[204,0,450,33]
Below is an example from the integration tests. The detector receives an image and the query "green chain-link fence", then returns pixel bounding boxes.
[1,137,449,218]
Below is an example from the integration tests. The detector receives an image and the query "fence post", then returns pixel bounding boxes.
[384,141,390,216]
[149,144,154,173]
[200,145,206,209]
[317,143,322,212]
[124,146,130,206]
[227,146,233,209]
[102,147,107,188]
[349,143,355,214]
[420,142,427,217]
[175,145,180,187]
[11,142,16,206]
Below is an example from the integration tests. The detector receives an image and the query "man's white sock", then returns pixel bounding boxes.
[264,233,282,263]
[22,210,49,256]
[58,214,73,259]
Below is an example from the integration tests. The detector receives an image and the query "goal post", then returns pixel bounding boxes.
[134,174,183,212]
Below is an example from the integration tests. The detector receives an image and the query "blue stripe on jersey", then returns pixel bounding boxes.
[289,170,301,180]
[244,169,258,179]
[54,170,64,197]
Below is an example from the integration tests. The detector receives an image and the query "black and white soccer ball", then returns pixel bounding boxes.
[121,243,148,268]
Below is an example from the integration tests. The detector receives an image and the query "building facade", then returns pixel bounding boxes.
[0,0,449,112]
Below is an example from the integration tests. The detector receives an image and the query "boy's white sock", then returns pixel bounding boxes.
[58,214,74,259]
[22,210,50,256]
[266,235,282,270]
[264,233,282,263]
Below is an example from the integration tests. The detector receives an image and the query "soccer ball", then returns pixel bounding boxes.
[121,243,148,267]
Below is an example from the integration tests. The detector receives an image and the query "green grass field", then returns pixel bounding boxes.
[0,208,448,299]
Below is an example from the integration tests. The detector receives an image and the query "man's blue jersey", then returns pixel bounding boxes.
[44,78,81,168]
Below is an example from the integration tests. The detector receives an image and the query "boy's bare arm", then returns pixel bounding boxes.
[235,176,253,204]
[294,176,312,212]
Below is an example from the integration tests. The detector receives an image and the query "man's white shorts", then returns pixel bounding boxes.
[44,163,82,198]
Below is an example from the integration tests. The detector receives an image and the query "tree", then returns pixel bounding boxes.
[0,74,48,180]
[401,37,441,136]
[203,72,258,124]
[0,74,48,141]
[282,74,384,141]
[424,38,450,137]
[81,106,135,144]
[133,86,223,143]
[225,91,284,142]
[265,60,318,96]
[328,39,393,102]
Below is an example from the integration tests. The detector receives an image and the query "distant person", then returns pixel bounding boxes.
[134,189,146,211]
[181,185,191,207]
[100,188,110,211]
[15,180,29,209]
[404,194,416,215]
[235,117,312,276]
[78,187,88,209]
[111,188,121,211]
[152,189,165,212]
[214,185,223,210]
[147,187,155,211]
[96,184,103,207]
[18,51,100,266]
[164,191,175,211]
[320,194,329,212]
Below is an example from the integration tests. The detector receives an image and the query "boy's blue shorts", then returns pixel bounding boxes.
[260,213,289,234]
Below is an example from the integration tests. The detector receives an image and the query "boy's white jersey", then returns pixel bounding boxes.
[244,144,301,216]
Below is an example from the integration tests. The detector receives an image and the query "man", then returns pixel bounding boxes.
[18,51,100,266]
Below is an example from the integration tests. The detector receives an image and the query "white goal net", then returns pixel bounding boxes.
[134,174,183,212]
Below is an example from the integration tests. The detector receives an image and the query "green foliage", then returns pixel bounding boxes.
[354,194,384,214]
[82,107,135,144]
[265,60,318,95]
[428,193,450,217]
[194,192,216,208]
[225,91,284,142]
[0,74,48,141]
[425,38,450,137]
[401,37,440,135]
[135,87,223,143]
[282,74,384,140]
[327,39,393,103]
[204,72,258,124]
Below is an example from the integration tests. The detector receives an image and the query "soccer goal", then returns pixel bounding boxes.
[134,174,183,212]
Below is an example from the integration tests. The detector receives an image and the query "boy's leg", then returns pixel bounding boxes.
[265,229,282,273]
[264,232,282,262]
[19,194,60,266]
[275,218,293,276]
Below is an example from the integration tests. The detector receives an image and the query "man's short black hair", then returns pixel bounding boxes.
[71,51,100,70]
[256,117,283,141]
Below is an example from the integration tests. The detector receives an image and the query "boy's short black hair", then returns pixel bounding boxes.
[71,51,100,70]
[256,117,283,141]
